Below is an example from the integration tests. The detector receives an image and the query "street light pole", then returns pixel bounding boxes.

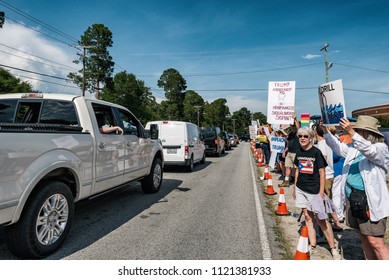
[194,105,201,126]
[232,118,236,134]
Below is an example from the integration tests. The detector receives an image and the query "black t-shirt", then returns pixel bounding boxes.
[294,146,327,194]
[287,131,300,153]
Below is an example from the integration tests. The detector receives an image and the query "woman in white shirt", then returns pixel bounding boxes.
[323,116,389,260]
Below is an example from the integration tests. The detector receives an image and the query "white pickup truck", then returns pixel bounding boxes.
[0,93,164,259]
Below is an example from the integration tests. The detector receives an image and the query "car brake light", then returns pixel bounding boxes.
[162,121,169,124]
[21,93,43,98]
[185,146,189,157]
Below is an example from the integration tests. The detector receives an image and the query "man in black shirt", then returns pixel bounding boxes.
[279,113,300,187]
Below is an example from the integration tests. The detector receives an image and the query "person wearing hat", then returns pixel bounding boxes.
[322,116,389,260]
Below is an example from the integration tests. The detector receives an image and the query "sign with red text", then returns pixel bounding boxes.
[267,81,296,125]
[318,79,346,126]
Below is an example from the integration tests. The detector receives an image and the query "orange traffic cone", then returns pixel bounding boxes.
[275,188,290,216]
[257,161,262,167]
[264,174,277,195]
[263,164,269,180]
[294,225,309,260]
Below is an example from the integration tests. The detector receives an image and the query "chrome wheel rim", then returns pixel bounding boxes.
[36,194,69,245]
[153,163,162,187]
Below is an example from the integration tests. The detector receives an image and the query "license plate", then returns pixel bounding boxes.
[167,148,177,154]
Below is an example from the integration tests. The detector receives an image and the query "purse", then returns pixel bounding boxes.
[349,188,369,221]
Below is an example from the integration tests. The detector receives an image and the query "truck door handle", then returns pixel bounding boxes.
[99,142,106,149]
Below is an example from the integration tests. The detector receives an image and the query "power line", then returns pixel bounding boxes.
[0,63,69,81]
[12,73,79,89]
[334,62,389,74]
[0,0,78,44]
[0,43,77,71]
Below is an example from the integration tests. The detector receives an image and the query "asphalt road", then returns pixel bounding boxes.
[0,142,277,260]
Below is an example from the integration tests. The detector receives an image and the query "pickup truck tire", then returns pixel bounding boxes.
[5,180,74,259]
[141,157,163,194]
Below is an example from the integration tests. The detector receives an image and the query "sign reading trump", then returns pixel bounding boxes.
[267,81,296,125]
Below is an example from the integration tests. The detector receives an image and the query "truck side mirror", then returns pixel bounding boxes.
[150,124,159,139]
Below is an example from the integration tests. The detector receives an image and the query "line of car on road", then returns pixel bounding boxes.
[145,121,240,171]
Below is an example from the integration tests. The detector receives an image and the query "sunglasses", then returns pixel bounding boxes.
[298,135,309,139]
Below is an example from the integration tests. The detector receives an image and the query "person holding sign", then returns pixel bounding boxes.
[323,116,389,260]
[279,113,300,188]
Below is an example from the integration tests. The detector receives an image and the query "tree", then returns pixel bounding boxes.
[183,90,204,125]
[157,68,187,120]
[0,67,35,93]
[100,71,160,124]
[68,24,114,99]
[203,98,230,129]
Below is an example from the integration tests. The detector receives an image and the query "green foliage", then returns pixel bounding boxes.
[0,67,35,93]
[68,24,114,99]
[183,90,204,125]
[100,71,160,124]
[157,68,187,120]
[203,98,230,129]
[377,116,389,128]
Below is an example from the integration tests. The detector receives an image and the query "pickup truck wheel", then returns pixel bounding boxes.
[5,180,74,259]
[141,157,163,194]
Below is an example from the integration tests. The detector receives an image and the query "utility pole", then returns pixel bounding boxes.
[0,12,5,28]
[320,43,333,82]
[194,105,201,126]
[232,118,236,134]
[76,46,93,96]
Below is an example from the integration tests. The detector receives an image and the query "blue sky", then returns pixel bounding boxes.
[1,0,388,119]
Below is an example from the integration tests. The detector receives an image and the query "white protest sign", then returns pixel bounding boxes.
[318,79,347,126]
[267,81,296,125]
[268,136,286,169]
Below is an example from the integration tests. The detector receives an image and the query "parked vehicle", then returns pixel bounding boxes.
[228,132,237,147]
[145,121,205,171]
[239,133,250,142]
[221,131,231,150]
[0,93,164,259]
[200,126,225,156]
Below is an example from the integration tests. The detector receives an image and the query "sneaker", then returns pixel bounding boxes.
[309,245,316,257]
[278,180,289,188]
[331,248,341,260]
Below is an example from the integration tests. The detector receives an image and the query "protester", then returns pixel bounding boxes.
[292,126,341,260]
[314,125,344,231]
[323,116,389,260]
[279,113,300,187]
[330,127,346,224]
[275,130,287,177]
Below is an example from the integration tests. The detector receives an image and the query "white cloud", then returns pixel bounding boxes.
[0,22,81,95]
[302,54,321,60]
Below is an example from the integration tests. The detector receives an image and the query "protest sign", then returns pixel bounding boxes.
[318,79,346,126]
[267,81,296,125]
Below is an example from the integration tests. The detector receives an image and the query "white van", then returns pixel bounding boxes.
[145,121,206,171]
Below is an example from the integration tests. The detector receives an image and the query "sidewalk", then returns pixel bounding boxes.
[255,158,389,260]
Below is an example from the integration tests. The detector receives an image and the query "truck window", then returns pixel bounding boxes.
[92,104,119,134]
[117,109,140,137]
[0,99,17,122]
[40,100,79,125]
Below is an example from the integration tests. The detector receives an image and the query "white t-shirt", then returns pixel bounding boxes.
[316,139,334,179]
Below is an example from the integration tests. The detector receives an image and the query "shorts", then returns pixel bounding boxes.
[345,200,387,236]
[295,186,315,211]
[285,152,296,168]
